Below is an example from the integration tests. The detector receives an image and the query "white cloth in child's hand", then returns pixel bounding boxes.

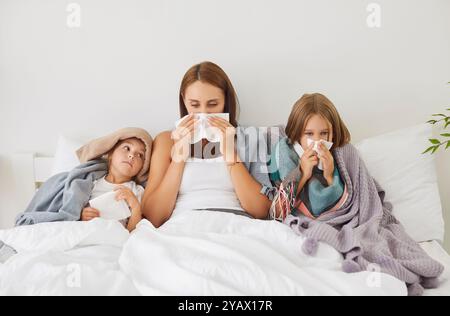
[175,113,230,144]
[89,191,131,221]
[293,139,334,171]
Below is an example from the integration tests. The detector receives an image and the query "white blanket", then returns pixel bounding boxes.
[0,213,407,296]
[0,219,139,295]
[119,211,406,296]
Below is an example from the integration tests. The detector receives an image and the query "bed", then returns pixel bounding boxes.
[0,213,448,296]
[1,124,449,296]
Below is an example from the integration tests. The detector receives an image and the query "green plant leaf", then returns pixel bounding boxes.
[446,141,450,150]
[427,120,438,124]
[441,133,450,137]
[445,121,450,129]
[432,114,446,117]
[423,146,437,154]
[432,146,440,154]
[429,139,441,145]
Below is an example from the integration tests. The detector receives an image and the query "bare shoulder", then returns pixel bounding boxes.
[149,131,174,165]
[153,131,174,149]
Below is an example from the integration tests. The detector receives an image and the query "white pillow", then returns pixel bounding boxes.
[354,124,444,243]
[51,135,84,176]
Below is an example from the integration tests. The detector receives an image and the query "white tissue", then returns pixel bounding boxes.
[89,191,131,221]
[175,113,230,144]
[293,139,334,170]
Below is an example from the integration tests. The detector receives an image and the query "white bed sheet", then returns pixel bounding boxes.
[0,220,138,296]
[421,241,450,296]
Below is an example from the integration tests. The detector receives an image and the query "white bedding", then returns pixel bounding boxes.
[0,220,138,295]
[1,212,447,296]
[421,241,450,296]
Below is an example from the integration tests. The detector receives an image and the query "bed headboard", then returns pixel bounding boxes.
[12,154,54,213]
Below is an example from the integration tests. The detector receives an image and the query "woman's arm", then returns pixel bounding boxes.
[228,160,272,219]
[141,132,186,228]
[207,117,272,219]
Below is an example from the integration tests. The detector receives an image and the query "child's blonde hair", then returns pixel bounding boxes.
[285,93,351,147]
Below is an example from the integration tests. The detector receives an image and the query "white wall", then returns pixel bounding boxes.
[1,0,449,247]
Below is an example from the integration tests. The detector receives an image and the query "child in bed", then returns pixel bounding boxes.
[15,128,152,230]
[268,93,351,221]
[81,137,147,232]
[267,93,444,296]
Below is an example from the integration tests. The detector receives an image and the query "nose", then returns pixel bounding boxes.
[309,136,321,142]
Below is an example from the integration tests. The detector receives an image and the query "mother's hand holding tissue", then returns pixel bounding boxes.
[171,114,199,163]
[207,115,238,166]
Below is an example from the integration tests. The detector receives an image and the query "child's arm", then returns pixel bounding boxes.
[115,186,143,232]
[126,205,142,232]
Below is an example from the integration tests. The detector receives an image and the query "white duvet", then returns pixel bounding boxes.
[0,211,407,296]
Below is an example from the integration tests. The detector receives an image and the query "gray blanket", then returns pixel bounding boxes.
[15,160,108,226]
[284,144,444,296]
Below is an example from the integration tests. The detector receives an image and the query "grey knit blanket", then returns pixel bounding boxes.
[285,143,444,296]
[15,160,107,226]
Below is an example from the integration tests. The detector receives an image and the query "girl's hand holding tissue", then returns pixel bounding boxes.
[299,143,319,181]
[115,186,140,212]
[317,142,335,185]
[81,207,100,221]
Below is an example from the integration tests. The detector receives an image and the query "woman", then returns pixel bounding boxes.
[141,62,273,228]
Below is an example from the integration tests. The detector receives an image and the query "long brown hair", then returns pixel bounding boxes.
[285,93,351,148]
[179,62,240,127]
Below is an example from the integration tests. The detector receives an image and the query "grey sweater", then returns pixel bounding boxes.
[236,126,277,200]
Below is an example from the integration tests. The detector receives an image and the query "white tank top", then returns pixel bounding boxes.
[173,156,244,217]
